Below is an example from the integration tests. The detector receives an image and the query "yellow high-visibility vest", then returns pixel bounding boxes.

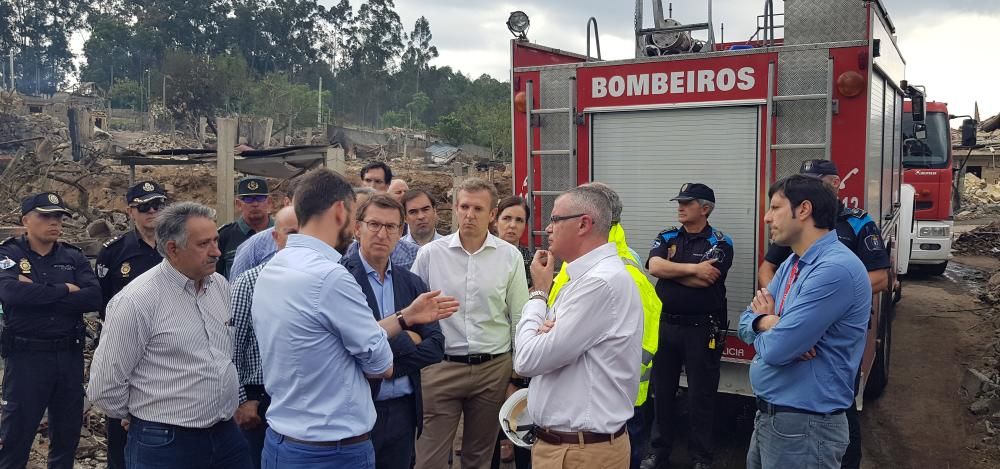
[547,223,661,406]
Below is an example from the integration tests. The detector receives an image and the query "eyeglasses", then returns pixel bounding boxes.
[361,221,401,234]
[547,213,585,225]
[239,195,268,204]
[133,200,166,213]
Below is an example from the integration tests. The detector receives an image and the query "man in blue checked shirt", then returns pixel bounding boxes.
[230,206,297,469]
[738,175,871,469]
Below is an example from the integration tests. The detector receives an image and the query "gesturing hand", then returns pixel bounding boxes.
[402,290,459,326]
[530,250,554,294]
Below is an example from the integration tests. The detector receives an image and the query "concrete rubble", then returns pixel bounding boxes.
[959,173,1000,220]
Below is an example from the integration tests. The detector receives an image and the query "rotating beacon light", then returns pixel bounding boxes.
[507,11,530,39]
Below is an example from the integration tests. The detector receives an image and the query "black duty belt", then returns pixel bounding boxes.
[281,432,370,447]
[663,314,717,327]
[443,353,506,365]
[534,426,627,446]
[12,335,82,352]
[756,398,846,417]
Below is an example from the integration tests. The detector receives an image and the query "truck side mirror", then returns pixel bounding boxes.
[961,119,978,147]
[914,122,927,140]
[911,93,926,122]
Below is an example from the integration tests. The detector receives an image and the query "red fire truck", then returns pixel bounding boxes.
[509,0,905,399]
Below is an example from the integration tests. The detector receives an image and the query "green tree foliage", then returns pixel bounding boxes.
[2,0,91,94]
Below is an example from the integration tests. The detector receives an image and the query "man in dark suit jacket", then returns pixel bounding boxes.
[340,194,446,469]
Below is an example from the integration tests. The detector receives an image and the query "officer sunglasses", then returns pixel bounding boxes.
[239,195,268,204]
[133,200,166,214]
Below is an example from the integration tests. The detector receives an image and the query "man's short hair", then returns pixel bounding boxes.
[295,169,355,226]
[356,194,405,225]
[155,202,216,258]
[454,177,499,207]
[562,186,613,234]
[768,174,838,230]
[401,189,437,210]
[360,162,393,185]
[582,182,622,224]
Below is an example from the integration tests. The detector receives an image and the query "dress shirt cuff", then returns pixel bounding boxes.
[243,385,266,404]
[238,386,248,405]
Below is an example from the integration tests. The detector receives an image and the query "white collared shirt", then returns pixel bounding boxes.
[515,243,643,434]
[410,232,529,355]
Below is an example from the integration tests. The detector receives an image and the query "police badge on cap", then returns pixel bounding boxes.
[127,181,167,205]
[236,177,269,197]
[21,192,72,216]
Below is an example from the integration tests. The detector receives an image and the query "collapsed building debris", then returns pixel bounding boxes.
[958,173,1000,220]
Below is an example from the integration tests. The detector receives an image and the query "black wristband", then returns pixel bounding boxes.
[510,377,530,388]
[396,311,409,330]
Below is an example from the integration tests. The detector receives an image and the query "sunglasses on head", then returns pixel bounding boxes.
[133,200,166,213]
[240,195,268,204]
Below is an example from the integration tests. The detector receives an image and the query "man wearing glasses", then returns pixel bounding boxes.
[0,192,102,468]
[94,180,169,469]
[218,176,274,279]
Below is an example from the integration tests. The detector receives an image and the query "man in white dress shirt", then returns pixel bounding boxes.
[514,185,644,469]
[411,177,529,469]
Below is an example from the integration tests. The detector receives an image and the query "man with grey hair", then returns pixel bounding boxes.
[89,202,253,469]
[646,183,733,469]
[514,185,644,467]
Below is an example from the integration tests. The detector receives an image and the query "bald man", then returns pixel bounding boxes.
[388,179,410,203]
[231,206,298,469]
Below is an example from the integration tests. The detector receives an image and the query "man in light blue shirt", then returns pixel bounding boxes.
[251,169,457,469]
[738,175,871,469]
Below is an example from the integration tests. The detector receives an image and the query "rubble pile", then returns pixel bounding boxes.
[963,364,1000,446]
[959,173,1000,219]
[955,222,1000,258]
[0,112,71,160]
[126,131,201,152]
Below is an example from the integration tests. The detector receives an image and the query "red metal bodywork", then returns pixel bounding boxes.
[902,101,953,222]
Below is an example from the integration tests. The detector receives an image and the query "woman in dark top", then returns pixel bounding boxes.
[492,195,532,468]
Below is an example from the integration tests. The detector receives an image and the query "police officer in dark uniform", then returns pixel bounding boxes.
[758,159,890,469]
[217,176,273,279]
[646,183,733,469]
[0,192,102,469]
[93,181,167,469]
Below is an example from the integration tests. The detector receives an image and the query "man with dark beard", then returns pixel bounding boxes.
[251,169,458,468]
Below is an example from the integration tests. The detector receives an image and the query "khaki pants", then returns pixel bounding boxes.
[531,435,630,469]
[415,353,511,469]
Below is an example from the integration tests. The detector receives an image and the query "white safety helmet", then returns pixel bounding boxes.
[498,388,535,448]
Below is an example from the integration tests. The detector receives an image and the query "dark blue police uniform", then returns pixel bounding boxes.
[93,181,166,469]
[0,193,102,469]
[646,183,733,468]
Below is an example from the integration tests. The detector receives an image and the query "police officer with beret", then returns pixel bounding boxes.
[758,159,890,469]
[0,193,102,469]
[217,176,273,279]
[646,183,733,469]
[94,181,167,469]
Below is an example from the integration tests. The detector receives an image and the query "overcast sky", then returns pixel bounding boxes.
[360,0,999,120]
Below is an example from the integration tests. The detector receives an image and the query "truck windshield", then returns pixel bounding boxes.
[902,112,950,169]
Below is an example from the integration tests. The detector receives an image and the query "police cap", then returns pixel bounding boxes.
[236,176,269,196]
[127,180,167,205]
[21,192,71,216]
[670,183,715,203]
[800,159,839,177]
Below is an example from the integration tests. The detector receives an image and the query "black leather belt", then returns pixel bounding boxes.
[12,336,81,352]
[663,314,715,327]
[443,353,505,365]
[534,426,627,445]
[281,432,369,447]
[756,398,846,417]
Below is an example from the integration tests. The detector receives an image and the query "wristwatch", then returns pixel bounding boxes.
[395,311,409,330]
[529,290,548,302]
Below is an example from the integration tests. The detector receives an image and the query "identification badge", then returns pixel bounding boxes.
[120,262,132,277]
[18,258,31,274]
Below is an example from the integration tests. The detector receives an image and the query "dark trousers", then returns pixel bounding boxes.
[652,322,722,465]
[0,349,84,469]
[490,431,531,469]
[107,418,128,469]
[628,403,653,469]
[242,423,268,469]
[841,405,861,469]
[372,395,416,469]
[125,416,252,469]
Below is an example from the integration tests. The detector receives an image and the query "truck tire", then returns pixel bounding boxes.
[864,294,893,399]
[925,261,948,276]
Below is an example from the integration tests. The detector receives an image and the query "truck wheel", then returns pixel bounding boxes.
[925,261,948,276]
[864,295,893,399]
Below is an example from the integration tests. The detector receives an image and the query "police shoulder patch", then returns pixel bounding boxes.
[652,226,679,249]
[842,207,868,219]
[102,234,124,248]
[0,236,16,246]
[217,222,236,234]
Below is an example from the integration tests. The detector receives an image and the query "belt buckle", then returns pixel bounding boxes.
[470,354,485,365]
